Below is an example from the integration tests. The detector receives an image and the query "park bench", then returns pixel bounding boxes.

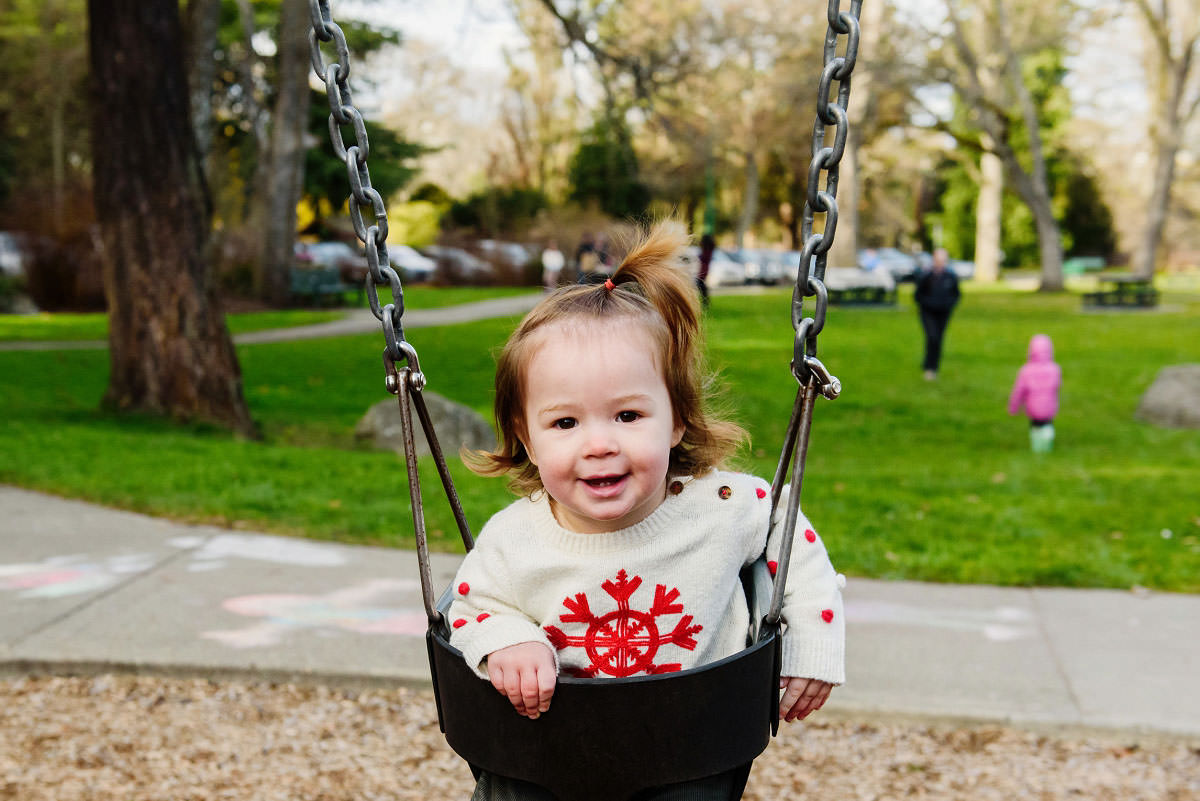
[1082,274,1158,309]
[822,267,897,305]
[289,266,356,307]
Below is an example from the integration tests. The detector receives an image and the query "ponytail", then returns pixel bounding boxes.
[608,221,700,371]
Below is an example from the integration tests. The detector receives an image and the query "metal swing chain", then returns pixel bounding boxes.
[766,0,860,627]
[307,0,472,624]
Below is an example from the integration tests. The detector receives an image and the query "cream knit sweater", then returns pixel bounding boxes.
[447,469,845,684]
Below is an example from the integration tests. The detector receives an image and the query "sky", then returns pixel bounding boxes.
[341,0,525,75]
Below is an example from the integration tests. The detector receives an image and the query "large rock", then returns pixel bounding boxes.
[355,392,495,458]
[1135,365,1200,428]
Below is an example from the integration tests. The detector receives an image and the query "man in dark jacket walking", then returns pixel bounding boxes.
[914,248,961,380]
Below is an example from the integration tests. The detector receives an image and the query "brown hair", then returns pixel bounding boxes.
[467,220,746,495]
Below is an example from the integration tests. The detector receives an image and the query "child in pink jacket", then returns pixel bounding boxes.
[1008,334,1062,453]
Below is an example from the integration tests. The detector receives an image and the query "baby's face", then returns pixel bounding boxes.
[519,320,683,533]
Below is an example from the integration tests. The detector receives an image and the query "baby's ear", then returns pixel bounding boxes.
[516,421,538,466]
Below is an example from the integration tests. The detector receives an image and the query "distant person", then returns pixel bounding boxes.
[1008,334,1062,453]
[594,232,613,271]
[575,232,600,283]
[913,247,961,380]
[540,240,564,292]
[696,233,715,307]
[859,247,879,272]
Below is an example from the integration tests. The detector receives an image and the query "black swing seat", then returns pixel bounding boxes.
[426,559,781,801]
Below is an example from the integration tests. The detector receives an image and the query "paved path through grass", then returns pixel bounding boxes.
[0,294,543,352]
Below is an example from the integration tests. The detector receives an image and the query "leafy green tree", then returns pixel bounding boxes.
[567,116,649,220]
[205,3,405,233]
[447,186,549,236]
[1126,0,1199,277]
[0,0,91,226]
[303,90,425,235]
[926,45,1113,268]
[1060,158,1116,258]
[410,183,454,206]
[920,1,1094,290]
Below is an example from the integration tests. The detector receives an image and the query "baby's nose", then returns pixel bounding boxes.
[581,424,618,456]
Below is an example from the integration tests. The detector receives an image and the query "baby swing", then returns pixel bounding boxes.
[305,2,863,798]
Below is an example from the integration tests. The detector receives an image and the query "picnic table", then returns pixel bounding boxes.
[289,266,358,307]
[822,267,897,305]
[1082,273,1158,308]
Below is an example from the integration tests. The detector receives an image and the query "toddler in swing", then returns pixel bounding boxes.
[1007,333,1062,453]
[448,221,845,800]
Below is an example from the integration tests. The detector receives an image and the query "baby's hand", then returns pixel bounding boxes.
[779,676,833,722]
[486,642,556,719]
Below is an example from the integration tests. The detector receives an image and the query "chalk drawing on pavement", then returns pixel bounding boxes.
[169,533,348,570]
[2,534,348,601]
[201,578,428,648]
[845,600,1035,642]
[0,553,156,599]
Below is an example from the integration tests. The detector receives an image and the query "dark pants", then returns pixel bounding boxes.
[918,306,953,372]
[471,764,750,801]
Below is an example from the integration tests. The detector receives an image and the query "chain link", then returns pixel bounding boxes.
[307,0,410,372]
[793,0,862,374]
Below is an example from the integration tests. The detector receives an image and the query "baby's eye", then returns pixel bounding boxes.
[616,410,641,423]
[552,417,577,430]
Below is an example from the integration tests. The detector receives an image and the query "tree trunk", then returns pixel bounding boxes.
[51,94,65,232]
[828,0,881,269]
[735,150,758,248]
[826,136,858,268]
[999,140,1063,291]
[995,0,1061,291]
[257,0,312,306]
[88,0,257,437]
[1031,191,1064,291]
[974,149,1003,283]
[184,0,223,163]
[235,0,271,228]
[1134,140,1178,279]
[1132,53,1188,279]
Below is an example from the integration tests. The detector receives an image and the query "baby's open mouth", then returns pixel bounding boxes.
[583,475,624,487]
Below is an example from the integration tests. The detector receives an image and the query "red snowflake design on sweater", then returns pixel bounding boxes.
[543,569,703,678]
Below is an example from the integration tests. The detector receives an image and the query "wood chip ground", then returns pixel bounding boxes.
[2,675,1197,800]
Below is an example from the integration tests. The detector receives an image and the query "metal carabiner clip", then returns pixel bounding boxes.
[802,354,841,400]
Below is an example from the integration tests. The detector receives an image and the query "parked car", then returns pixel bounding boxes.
[868,247,921,282]
[949,259,975,280]
[0,232,26,277]
[779,251,817,285]
[706,249,748,287]
[296,241,362,281]
[740,249,788,285]
[478,239,532,268]
[390,244,436,282]
[423,245,491,282]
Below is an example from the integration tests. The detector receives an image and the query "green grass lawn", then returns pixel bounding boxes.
[1,284,1198,592]
[0,287,536,342]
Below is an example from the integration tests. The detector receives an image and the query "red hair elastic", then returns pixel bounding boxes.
[603,278,615,291]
